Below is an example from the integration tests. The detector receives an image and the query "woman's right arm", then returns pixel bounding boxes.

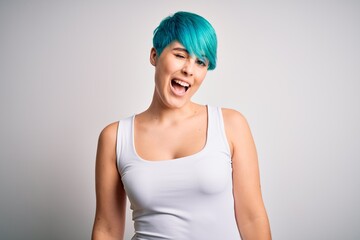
[92,122,127,240]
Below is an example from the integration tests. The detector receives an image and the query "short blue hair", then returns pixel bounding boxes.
[153,11,217,70]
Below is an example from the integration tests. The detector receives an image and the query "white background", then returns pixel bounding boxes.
[0,0,359,239]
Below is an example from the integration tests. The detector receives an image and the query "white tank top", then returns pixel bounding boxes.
[116,106,241,240]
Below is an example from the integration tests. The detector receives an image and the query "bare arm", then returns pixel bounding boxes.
[92,122,127,240]
[223,109,271,240]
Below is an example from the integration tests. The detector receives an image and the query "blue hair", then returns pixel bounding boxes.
[153,11,217,70]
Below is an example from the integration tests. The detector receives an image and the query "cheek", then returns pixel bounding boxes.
[154,64,170,85]
[156,61,179,80]
[195,71,208,85]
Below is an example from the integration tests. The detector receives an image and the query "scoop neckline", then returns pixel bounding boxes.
[131,105,210,163]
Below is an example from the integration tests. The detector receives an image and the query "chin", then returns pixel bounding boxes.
[163,98,190,109]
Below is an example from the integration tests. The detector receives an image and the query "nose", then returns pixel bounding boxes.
[181,59,194,76]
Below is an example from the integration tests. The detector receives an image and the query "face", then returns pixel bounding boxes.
[150,41,209,109]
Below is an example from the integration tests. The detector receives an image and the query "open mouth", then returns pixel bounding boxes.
[171,79,190,93]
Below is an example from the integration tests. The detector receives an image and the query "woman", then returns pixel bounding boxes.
[92,11,271,240]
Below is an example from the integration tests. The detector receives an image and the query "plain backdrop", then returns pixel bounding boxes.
[0,0,359,239]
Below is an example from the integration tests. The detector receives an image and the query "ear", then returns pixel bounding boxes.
[150,47,157,66]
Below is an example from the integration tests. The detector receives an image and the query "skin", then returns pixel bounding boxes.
[92,41,271,239]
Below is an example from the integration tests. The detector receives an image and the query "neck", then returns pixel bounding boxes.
[143,92,202,124]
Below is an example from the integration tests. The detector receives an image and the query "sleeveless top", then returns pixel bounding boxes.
[116,106,241,240]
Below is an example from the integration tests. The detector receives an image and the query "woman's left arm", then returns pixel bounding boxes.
[222,109,271,240]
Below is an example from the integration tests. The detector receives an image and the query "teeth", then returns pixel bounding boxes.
[174,79,190,87]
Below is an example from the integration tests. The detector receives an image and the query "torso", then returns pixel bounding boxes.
[116,105,241,239]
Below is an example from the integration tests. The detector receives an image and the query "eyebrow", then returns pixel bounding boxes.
[172,47,189,53]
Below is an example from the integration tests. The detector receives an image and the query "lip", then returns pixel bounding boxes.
[172,78,192,87]
[170,78,192,97]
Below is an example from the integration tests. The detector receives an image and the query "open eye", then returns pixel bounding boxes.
[196,59,207,67]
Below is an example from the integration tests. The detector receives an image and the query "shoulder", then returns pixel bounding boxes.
[220,108,254,154]
[221,107,250,131]
[97,121,119,151]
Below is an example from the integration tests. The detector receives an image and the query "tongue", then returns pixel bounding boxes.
[172,82,186,95]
